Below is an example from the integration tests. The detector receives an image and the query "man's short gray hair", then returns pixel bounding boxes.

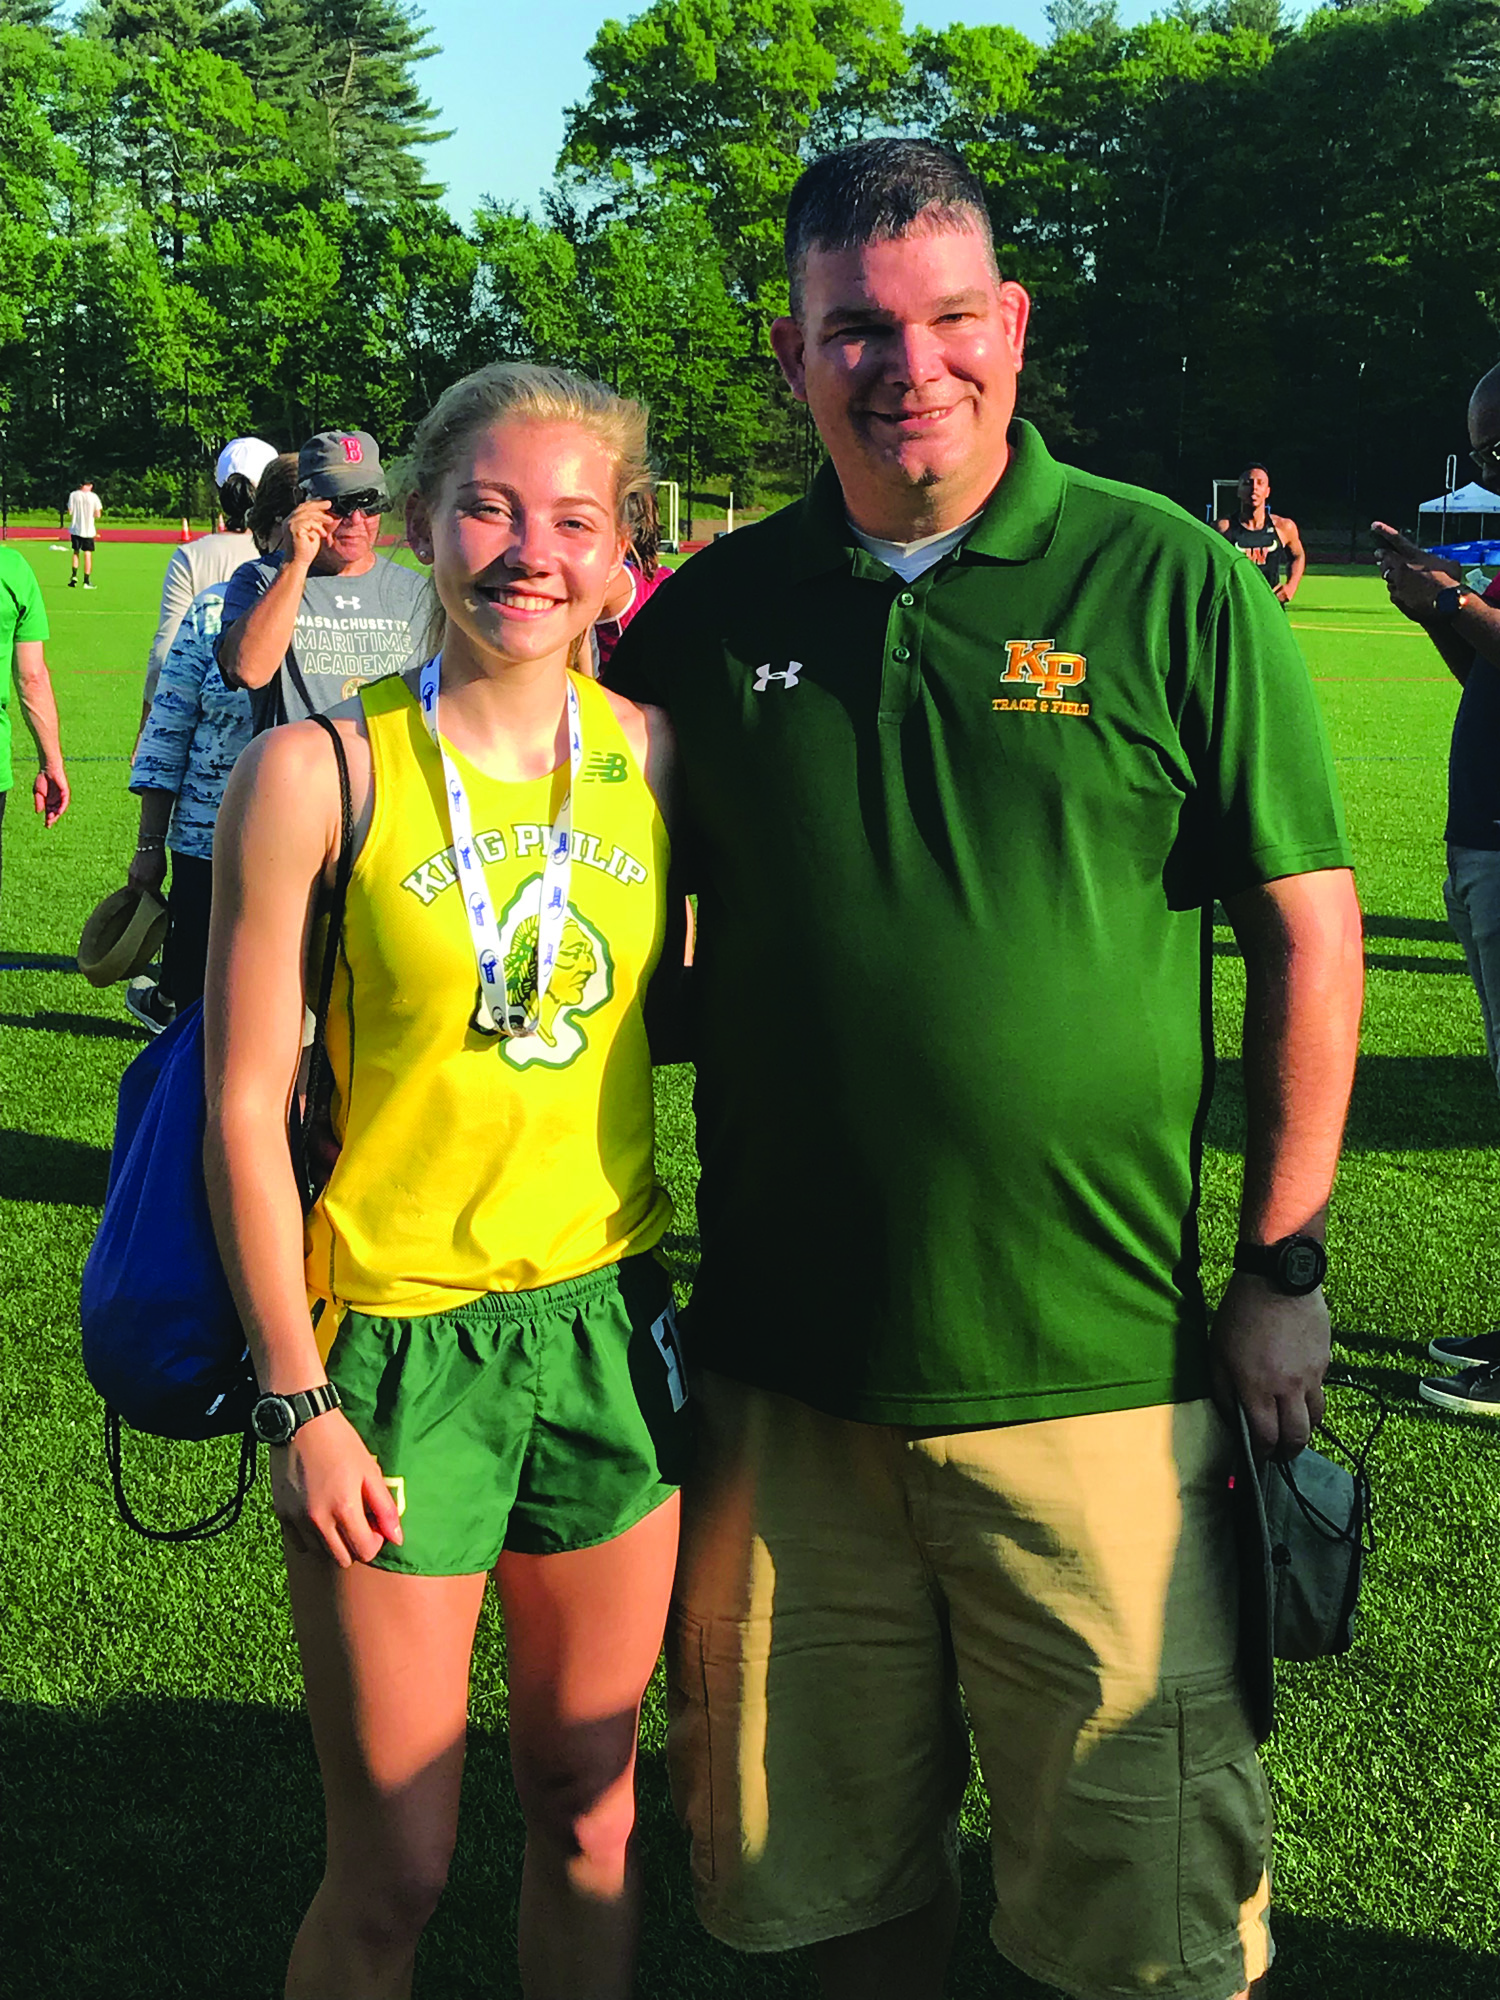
[784,139,998,321]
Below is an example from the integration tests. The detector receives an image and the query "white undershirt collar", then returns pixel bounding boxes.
[847,509,985,583]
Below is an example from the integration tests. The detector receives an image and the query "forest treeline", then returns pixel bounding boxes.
[2,0,1497,526]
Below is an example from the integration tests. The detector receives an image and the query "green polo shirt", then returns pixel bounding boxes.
[0,547,50,795]
[610,422,1351,1426]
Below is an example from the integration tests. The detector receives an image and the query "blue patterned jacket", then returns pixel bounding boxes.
[130,586,253,860]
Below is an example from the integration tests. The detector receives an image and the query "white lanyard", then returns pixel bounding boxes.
[417,653,581,1039]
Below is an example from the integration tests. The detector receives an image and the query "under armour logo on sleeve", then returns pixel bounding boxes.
[753,661,803,692]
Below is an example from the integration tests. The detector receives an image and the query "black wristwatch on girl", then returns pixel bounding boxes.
[249,1382,343,1445]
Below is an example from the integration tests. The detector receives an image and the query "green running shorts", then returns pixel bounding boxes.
[325,1254,688,1575]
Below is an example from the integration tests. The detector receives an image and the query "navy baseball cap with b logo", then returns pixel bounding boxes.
[297,429,388,501]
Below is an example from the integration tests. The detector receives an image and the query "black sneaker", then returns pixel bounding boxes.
[1418,1362,1500,1416]
[1428,1329,1500,1366]
[68,577,76,588]
[123,977,175,1036]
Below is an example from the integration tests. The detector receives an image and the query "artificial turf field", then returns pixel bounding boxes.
[1,541,1496,1998]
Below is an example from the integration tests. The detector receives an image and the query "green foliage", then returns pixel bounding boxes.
[3,0,1499,523]
[473,186,782,509]
[560,0,909,305]
[0,26,65,346]
[0,0,467,509]
[218,0,452,209]
[552,0,1500,517]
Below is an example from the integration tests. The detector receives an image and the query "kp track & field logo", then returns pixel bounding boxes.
[992,638,1090,717]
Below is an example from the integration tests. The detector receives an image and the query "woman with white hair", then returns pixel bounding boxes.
[139,436,280,725]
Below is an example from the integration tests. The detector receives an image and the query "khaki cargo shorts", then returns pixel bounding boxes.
[667,1374,1272,2000]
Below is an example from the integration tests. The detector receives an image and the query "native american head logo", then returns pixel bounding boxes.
[495,881,612,1068]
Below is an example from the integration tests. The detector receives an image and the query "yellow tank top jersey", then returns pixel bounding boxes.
[305,669,672,1318]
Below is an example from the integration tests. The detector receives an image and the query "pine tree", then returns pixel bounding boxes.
[76,0,235,52]
[1045,0,1121,41]
[0,0,60,27]
[221,0,449,207]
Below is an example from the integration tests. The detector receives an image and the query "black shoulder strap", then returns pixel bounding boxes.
[252,643,314,736]
[290,712,355,1213]
[283,641,318,722]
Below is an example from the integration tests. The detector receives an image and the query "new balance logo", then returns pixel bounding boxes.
[583,751,629,783]
[333,594,361,610]
[753,661,803,692]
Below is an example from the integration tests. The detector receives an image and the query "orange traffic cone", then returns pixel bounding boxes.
[179,517,191,542]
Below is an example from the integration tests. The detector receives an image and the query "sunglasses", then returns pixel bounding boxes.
[299,484,390,518]
[327,489,390,518]
[1470,439,1500,479]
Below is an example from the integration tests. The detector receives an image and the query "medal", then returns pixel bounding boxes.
[416,653,581,1039]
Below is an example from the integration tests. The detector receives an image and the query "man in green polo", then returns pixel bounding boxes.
[608,139,1362,2000]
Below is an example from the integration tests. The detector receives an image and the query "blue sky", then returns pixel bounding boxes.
[418,1,1162,227]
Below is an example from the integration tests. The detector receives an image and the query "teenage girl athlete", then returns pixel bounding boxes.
[205,363,686,2000]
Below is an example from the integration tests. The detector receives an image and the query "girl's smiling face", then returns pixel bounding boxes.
[410,418,626,673]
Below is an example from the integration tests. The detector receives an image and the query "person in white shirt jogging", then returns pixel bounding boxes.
[67,480,104,589]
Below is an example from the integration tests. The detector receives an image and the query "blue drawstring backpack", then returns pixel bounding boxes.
[80,715,353,1541]
[82,999,260,1540]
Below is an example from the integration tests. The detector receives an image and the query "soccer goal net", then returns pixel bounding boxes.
[658,480,681,552]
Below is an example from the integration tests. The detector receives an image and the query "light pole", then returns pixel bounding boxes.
[1347,359,1367,561]
[685,360,695,545]
[182,356,192,527]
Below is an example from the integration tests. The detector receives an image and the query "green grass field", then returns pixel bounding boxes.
[2,544,1496,1997]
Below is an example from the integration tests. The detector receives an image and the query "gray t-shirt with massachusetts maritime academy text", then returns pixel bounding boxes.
[216,550,430,729]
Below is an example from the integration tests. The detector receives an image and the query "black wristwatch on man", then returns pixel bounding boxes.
[1232,1234,1327,1297]
[1433,584,1472,621]
[249,1382,343,1446]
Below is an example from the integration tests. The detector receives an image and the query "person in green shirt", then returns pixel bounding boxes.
[607,140,1363,2000]
[0,545,69,907]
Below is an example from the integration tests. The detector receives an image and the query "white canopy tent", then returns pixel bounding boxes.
[1418,481,1500,555]
[1418,480,1500,517]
